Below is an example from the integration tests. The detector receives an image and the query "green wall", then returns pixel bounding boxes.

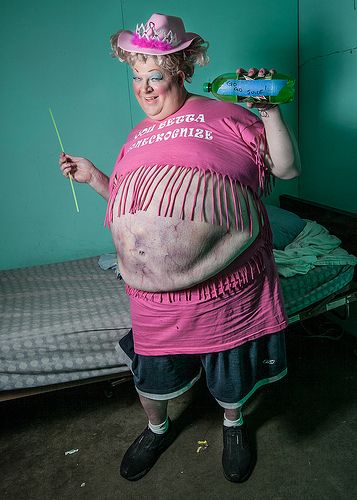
[0,0,298,270]
[298,1,357,213]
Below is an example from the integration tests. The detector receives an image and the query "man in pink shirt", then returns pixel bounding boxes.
[60,13,300,484]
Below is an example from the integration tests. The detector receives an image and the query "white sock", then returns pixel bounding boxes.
[223,411,244,427]
[148,417,169,434]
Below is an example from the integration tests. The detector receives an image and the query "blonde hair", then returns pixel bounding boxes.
[110,34,209,82]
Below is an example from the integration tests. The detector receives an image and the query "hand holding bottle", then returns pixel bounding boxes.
[236,67,277,109]
[203,67,294,105]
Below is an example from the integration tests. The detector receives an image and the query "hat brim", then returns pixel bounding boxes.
[117,30,200,55]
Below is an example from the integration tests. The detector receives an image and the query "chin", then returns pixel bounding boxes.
[142,105,161,117]
[148,110,166,120]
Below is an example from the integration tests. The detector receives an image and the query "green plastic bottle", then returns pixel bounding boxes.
[203,72,295,104]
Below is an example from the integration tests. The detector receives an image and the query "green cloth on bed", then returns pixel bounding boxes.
[274,220,357,278]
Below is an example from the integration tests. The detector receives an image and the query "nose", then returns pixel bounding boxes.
[142,79,153,93]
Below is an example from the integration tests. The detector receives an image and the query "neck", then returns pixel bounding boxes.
[176,88,190,112]
[180,88,189,104]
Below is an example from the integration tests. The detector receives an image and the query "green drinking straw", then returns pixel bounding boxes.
[49,108,80,213]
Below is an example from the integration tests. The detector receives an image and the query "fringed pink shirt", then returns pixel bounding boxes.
[105,98,287,355]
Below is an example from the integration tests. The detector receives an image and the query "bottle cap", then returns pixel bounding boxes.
[203,82,211,92]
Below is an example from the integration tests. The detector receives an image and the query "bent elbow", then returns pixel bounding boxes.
[281,167,301,180]
[272,162,301,180]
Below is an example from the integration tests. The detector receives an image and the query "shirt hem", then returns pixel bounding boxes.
[133,320,288,356]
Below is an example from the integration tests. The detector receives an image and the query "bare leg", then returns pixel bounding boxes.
[139,394,168,424]
[224,408,242,421]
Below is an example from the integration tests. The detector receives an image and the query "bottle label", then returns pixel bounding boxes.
[217,79,287,97]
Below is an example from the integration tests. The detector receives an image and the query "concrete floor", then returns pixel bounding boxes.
[1,326,356,500]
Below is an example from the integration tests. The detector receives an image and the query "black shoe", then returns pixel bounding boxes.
[222,423,254,483]
[120,419,176,481]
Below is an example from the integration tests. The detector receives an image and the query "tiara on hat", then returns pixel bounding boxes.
[116,13,200,56]
[132,21,180,51]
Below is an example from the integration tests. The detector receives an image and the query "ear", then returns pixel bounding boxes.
[177,71,186,86]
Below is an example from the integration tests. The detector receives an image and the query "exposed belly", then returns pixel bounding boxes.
[110,167,261,292]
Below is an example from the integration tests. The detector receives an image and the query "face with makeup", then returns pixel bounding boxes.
[132,58,187,121]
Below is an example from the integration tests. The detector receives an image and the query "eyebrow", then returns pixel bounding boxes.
[133,68,163,74]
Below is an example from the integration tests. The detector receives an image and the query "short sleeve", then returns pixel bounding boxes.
[104,145,126,227]
[240,117,272,195]
[108,145,126,193]
[240,118,265,150]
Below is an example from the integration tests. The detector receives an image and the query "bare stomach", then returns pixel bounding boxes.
[109,167,261,292]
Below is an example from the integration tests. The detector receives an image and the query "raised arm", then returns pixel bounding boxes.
[258,105,300,180]
[236,67,301,180]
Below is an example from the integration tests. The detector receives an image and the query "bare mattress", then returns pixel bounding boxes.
[0,257,131,391]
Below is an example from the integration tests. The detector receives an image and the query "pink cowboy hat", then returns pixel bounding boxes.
[117,13,201,55]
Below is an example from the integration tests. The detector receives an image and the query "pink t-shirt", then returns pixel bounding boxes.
[105,98,287,355]
[105,98,271,228]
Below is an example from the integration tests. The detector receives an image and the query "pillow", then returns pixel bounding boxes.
[265,204,307,250]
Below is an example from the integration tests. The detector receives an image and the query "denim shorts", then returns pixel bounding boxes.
[118,329,287,409]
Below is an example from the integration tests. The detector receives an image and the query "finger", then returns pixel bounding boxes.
[62,152,81,163]
[247,67,259,77]
[59,153,71,164]
[60,161,76,172]
[62,166,77,177]
[59,157,74,168]
[60,164,71,174]
[59,152,66,164]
